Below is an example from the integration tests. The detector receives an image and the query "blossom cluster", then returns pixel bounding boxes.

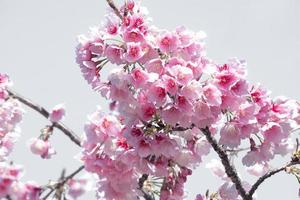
[0,74,23,161]
[0,74,41,199]
[76,1,300,199]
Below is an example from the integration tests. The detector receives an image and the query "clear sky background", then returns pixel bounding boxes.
[0,0,300,199]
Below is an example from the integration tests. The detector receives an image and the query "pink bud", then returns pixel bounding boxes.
[29,138,48,156]
[29,138,56,159]
[49,104,65,122]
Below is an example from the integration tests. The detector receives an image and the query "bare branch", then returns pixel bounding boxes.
[201,127,251,200]
[7,89,82,147]
[248,161,300,197]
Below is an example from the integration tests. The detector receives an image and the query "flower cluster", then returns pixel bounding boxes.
[0,163,41,199]
[77,0,300,199]
[0,74,23,161]
[0,74,42,199]
[76,1,300,199]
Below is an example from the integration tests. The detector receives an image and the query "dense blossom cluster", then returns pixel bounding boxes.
[0,74,41,199]
[0,0,299,199]
[0,74,23,161]
[77,1,300,199]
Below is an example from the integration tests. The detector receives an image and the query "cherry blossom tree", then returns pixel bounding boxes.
[1,0,300,199]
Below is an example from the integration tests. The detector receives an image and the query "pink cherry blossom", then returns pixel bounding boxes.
[67,178,88,199]
[124,42,144,63]
[29,138,56,159]
[158,32,179,53]
[49,104,65,123]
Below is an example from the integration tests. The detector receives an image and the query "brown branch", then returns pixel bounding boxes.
[7,89,82,147]
[248,161,300,197]
[201,127,251,200]
[106,0,123,19]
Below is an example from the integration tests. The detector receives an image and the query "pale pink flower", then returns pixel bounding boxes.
[158,32,179,53]
[103,14,119,35]
[262,122,285,143]
[206,159,227,180]
[218,182,239,200]
[215,71,238,91]
[67,178,88,199]
[162,75,178,95]
[219,123,241,148]
[145,59,164,75]
[104,45,125,65]
[148,81,167,106]
[49,104,65,123]
[10,181,41,200]
[168,65,193,86]
[124,42,144,63]
[0,74,9,88]
[123,29,145,42]
[29,138,56,159]
[139,103,156,121]
[203,83,222,106]
[161,106,181,126]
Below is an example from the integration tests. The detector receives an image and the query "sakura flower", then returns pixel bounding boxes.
[10,181,41,200]
[67,178,88,199]
[158,32,179,53]
[0,163,23,198]
[124,42,144,63]
[168,65,193,86]
[215,71,238,91]
[29,138,56,159]
[219,122,241,148]
[148,81,167,106]
[262,122,286,143]
[123,29,145,42]
[218,182,239,200]
[206,159,227,180]
[203,83,222,106]
[104,45,125,65]
[0,73,9,88]
[162,75,178,95]
[49,104,65,123]
[103,13,120,35]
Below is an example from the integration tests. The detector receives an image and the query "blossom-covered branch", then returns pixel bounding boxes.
[7,89,82,147]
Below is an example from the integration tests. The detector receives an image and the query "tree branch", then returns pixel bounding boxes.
[106,0,123,19]
[201,127,250,200]
[7,89,82,147]
[41,165,85,199]
[248,161,300,197]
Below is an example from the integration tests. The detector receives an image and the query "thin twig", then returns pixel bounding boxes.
[201,127,251,200]
[7,89,82,147]
[106,0,123,19]
[42,166,85,200]
[248,161,300,197]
